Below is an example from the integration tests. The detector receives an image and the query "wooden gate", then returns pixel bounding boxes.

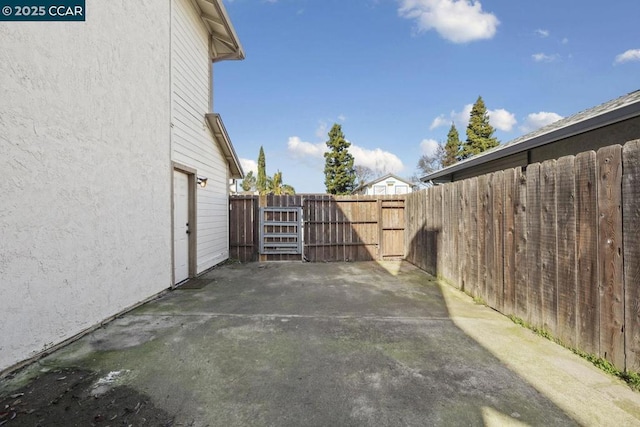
[230,194,406,262]
[380,199,405,259]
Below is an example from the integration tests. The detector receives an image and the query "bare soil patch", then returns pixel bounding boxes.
[0,367,173,426]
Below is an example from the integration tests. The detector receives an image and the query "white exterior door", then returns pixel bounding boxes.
[173,170,190,283]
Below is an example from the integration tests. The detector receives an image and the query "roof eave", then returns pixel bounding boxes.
[205,113,244,179]
[196,0,245,62]
[420,99,640,183]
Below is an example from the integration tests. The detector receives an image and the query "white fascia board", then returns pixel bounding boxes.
[205,113,244,179]
[195,0,245,61]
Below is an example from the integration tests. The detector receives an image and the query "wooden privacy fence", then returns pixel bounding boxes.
[230,194,405,263]
[405,139,640,372]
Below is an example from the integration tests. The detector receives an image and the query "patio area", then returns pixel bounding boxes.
[2,261,639,426]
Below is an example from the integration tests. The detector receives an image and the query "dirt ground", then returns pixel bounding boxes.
[0,367,173,426]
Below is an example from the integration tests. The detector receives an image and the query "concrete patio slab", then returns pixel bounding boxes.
[2,261,639,426]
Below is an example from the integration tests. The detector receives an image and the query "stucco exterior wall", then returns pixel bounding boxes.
[171,0,230,273]
[0,1,172,371]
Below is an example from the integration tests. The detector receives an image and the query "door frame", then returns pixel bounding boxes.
[171,163,197,286]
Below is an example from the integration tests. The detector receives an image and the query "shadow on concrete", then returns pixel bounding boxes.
[0,261,605,426]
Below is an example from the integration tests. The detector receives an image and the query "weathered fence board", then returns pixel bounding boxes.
[477,174,488,299]
[229,196,259,261]
[492,171,505,312]
[484,173,495,307]
[409,190,426,272]
[441,185,451,279]
[575,150,599,356]
[425,188,435,275]
[455,180,465,289]
[420,190,429,272]
[460,179,471,291]
[467,178,479,296]
[513,168,528,321]
[556,155,577,348]
[433,185,444,276]
[540,160,558,333]
[503,168,517,314]
[623,140,640,371]
[526,163,542,328]
[597,145,624,367]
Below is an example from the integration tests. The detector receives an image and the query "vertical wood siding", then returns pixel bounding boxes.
[171,0,229,272]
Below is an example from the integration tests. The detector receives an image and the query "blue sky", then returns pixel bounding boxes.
[215,0,640,193]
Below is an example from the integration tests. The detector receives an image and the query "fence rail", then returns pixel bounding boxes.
[405,139,640,372]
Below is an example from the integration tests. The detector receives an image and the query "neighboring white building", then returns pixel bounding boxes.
[352,174,416,195]
[0,0,244,372]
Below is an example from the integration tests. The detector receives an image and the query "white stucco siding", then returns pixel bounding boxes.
[0,1,172,371]
[171,0,230,272]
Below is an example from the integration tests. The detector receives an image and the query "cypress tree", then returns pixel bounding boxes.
[257,146,267,195]
[460,96,499,159]
[443,123,461,167]
[324,124,356,194]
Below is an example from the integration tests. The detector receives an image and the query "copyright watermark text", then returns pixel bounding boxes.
[1,1,85,21]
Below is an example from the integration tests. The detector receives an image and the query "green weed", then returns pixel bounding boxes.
[507,315,640,392]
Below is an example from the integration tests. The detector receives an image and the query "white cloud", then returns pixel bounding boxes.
[614,49,640,65]
[562,37,569,44]
[429,115,448,130]
[350,145,404,174]
[520,111,563,133]
[315,121,328,139]
[432,104,515,132]
[532,52,559,62]
[287,136,403,174]
[287,136,326,158]
[488,108,516,132]
[315,117,347,138]
[398,0,499,44]
[240,158,258,174]
[420,139,440,157]
[430,103,473,130]
[452,104,473,128]
[535,29,549,38]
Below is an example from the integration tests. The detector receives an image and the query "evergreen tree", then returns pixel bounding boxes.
[460,96,499,159]
[268,170,296,195]
[324,124,356,194]
[256,146,267,195]
[443,123,461,167]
